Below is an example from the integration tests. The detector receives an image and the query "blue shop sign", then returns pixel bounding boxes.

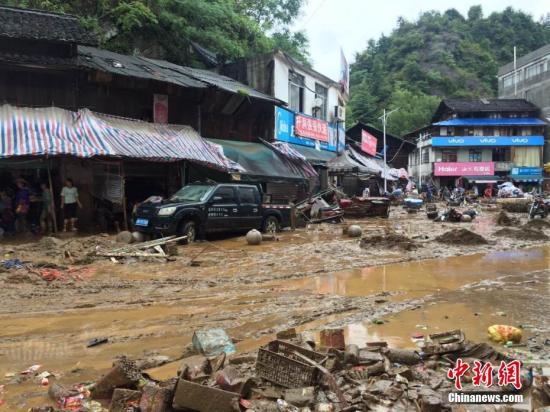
[275,106,344,152]
[510,167,542,176]
[431,136,544,147]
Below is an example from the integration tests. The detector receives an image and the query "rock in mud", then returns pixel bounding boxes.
[347,225,362,238]
[494,227,548,241]
[360,232,417,251]
[116,231,134,244]
[91,357,142,399]
[246,229,262,245]
[435,228,487,245]
[495,210,519,226]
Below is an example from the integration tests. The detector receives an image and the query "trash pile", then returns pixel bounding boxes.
[26,326,549,412]
[433,208,477,223]
[0,259,95,283]
[435,228,488,245]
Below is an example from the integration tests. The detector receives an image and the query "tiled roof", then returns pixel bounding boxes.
[0,6,97,45]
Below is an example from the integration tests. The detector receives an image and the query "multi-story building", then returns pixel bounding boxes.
[223,50,347,162]
[498,44,550,119]
[407,99,546,189]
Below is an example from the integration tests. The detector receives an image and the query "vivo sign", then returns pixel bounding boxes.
[432,136,544,147]
[434,162,494,176]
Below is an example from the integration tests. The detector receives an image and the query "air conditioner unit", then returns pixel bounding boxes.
[333,105,344,121]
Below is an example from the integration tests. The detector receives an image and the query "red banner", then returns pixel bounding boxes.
[153,94,168,124]
[434,162,494,176]
[361,130,378,156]
[294,114,329,142]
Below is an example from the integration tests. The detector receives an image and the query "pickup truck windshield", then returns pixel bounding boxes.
[170,185,214,202]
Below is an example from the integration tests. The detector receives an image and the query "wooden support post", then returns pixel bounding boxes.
[47,158,58,233]
[120,162,129,231]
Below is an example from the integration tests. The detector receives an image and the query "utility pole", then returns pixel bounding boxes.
[379,108,399,193]
[514,46,517,97]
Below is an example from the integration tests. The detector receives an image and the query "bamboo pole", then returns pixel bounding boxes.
[47,158,58,233]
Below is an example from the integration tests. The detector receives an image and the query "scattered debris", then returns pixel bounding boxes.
[435,228,488,245]
[87,337,109,348]
[192,328,236,357]
[488,325,523,344]
[96,235,186,260]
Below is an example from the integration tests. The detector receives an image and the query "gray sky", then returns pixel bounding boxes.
[293,0,548,81]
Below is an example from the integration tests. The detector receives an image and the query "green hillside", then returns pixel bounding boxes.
[348,6,550,136]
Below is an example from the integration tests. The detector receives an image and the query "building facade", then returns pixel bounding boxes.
[407,99,546,188]
[498,44,550,120]
[223,50,347,159]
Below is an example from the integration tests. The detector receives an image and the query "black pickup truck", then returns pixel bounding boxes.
[133,183,292,242]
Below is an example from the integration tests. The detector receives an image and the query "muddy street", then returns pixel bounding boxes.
[1,207,550,409]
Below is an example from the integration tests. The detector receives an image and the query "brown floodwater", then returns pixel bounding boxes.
[1,237,549,409]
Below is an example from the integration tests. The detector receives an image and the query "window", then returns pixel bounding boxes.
[289,71,304,112]
[482,127,492,136]
[525,61,546,79]
[492,148,511,162]
[441,149,457,162]
[421,148,430,164]
[239,187,257,204]
[212,187,236,203]
[314,83,328,120]
[463,128,474,136]
[414,150,419,166]
[469,149,482,162]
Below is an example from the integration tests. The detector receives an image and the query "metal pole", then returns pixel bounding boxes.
[383,108,387,193]
[47,158,58,233]
[514,46,517,97]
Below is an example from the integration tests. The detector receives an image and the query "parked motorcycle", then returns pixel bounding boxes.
[528,195,550,219]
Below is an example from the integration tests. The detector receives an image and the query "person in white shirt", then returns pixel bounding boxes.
[60,178,82,232]
[362,186,370,198]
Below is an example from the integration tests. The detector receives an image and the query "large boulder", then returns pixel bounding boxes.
[246,229,262,245]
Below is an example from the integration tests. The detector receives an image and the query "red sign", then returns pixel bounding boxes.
[154,94,168,124]
[434,162,494,176]
[294,114,329,142]
[361,130,378,156]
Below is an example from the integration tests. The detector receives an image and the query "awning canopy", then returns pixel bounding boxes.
[509,175,543,182]
[207,138,310,182]
[347,146,397,180]
[434,118,546,126]
[0,104,238,171]
[328,150,378,175]
[287,143,336,166]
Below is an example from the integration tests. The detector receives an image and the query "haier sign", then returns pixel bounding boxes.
[275,107,345,152]
[432,136,544,147]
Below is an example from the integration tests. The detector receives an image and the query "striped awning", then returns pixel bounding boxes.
[0,105,239,171]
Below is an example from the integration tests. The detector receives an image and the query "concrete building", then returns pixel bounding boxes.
[223,50,347,162]
[406,99,546,189]
[498,44,550,119]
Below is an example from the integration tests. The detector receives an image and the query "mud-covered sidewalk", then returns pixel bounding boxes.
[1,204,550,409]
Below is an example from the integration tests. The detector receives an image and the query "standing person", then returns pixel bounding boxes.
[61,178,81,232]
[40,182,54,233]
[362,185,370,198]
[14,179,30,233]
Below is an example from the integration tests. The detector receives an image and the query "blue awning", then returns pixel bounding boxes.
[434,118,546,127]
[509,174,543,182]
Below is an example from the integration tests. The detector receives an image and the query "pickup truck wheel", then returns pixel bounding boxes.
[178,220,196,244]
[262,215,280,234]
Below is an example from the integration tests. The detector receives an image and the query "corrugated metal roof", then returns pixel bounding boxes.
[78,46,206,89]
[440,99,539,113]
[140,56,281,103]
[0,6,97,45]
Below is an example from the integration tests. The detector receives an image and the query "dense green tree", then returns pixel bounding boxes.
[349,6,550,136]
[3,0,310,66]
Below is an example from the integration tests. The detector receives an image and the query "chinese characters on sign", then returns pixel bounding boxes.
[294,114,329,142]
[447,359,522,391]
[433,162,495,177]
[361,130,378,156]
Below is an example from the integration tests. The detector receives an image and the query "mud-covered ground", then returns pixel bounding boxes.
[1,203,549,409]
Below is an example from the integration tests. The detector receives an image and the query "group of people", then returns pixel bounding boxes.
[0,178,82,236]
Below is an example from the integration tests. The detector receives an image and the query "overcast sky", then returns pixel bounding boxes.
[293,0,549,80]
